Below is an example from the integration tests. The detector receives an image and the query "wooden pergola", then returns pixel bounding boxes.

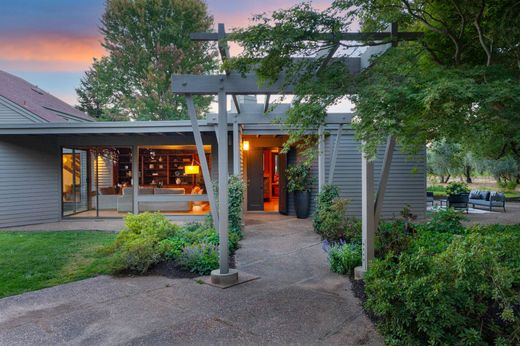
[171,23,422,283]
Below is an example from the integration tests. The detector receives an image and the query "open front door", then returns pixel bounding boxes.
[247,149,264,211]
[278,152,288,214]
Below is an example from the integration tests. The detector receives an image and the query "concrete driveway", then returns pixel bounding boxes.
[0,213,382,346]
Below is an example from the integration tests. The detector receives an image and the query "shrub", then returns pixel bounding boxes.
[313,184,340,232]
[421,207,466,234]
[445,181,470,195]
[326,241,362,275]
[497,179,518,193]
[228,175,245,234]
[211,175,246,237]
[343,218,362,244]
[159,220,241,273]
[315,197,350,241]
[376,220,416,258]
[286,162,313,192]
[177,243,219,275]
[109,213,178,273]
[365,225,520,345]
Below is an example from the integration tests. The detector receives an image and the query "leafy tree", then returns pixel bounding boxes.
[225,1,520,167]
[77,0,216,120]
[485,156,519,185]
[428,141,480,183]
[427,141,462,183]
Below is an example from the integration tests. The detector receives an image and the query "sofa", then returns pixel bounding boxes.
[117,187,193,213]
[468,190,506,212]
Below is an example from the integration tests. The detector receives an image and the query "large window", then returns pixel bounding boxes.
[62,145,211,218]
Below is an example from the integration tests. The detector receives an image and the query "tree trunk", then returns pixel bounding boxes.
[464,166,472,184]
[444,175,451,184]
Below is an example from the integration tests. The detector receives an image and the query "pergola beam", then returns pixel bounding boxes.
[172,73,294,95]
[191,30,423,42]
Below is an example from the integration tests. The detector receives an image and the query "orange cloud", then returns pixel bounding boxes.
[0,34,106,72]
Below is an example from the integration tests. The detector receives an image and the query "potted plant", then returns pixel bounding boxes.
[446,181,470,210]
[286,162,313,218]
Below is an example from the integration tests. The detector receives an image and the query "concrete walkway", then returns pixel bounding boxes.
[0,213,382,346]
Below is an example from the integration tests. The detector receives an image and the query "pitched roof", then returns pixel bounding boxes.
[0,70,94,122]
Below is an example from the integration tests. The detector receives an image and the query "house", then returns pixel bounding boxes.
[0,70,94,123]
[0,73,426,228]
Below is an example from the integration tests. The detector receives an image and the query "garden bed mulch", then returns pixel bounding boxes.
[150,254,237,280]
[349,277,379,324]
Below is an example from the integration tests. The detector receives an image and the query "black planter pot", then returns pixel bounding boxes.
[447,193,469,210]
[294,190,311,219]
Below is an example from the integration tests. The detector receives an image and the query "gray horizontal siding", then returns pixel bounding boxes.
[0,96,43,124]
[0,137,61,227]
[289,127,426,220]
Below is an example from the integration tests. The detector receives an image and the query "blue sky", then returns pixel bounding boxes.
[0,0,333,105]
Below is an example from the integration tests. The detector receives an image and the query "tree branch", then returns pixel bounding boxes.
[400,0,462,64]
[474,0,492,66]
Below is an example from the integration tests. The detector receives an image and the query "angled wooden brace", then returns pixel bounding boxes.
[185,95,219,230]
[374,136,396,226]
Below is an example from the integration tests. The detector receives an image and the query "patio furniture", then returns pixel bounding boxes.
[468,190,506,212]
[117,187,192,212]
[426,192,434,206]
[447,193,469,213]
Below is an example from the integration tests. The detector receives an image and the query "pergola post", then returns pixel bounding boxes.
[185,95,219,230]
[211,90,239,284]
[355,148,375,279]
[318,126,326,192]
[131,145,139,214]
[232,116,240,176]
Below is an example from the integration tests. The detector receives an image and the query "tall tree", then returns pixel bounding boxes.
[225,1,520,165]
[77,0,216,120]
[427,141,463,183]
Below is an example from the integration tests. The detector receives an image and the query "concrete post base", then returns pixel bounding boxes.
[210,268,239,286]
[354,266,366,280]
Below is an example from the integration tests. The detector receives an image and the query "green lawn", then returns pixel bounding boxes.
[0,231,116,298]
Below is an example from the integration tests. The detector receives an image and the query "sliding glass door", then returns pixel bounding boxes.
[62,148,88,216]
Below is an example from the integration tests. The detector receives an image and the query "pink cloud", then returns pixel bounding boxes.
[0,34,105,72]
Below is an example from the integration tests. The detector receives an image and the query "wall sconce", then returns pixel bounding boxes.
[242,140,250,151]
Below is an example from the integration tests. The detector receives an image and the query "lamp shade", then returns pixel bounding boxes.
[242,140,250,151]
[184,165,200,175]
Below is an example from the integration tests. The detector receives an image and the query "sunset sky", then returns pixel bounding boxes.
[0,0,333,106]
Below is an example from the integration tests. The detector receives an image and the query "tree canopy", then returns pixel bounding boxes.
[226,1,520,164]
[76,0,216,121]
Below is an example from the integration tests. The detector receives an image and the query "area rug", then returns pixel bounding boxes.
[428,205,493,214]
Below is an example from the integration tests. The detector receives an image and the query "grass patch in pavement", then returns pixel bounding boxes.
[0,231,116,298]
